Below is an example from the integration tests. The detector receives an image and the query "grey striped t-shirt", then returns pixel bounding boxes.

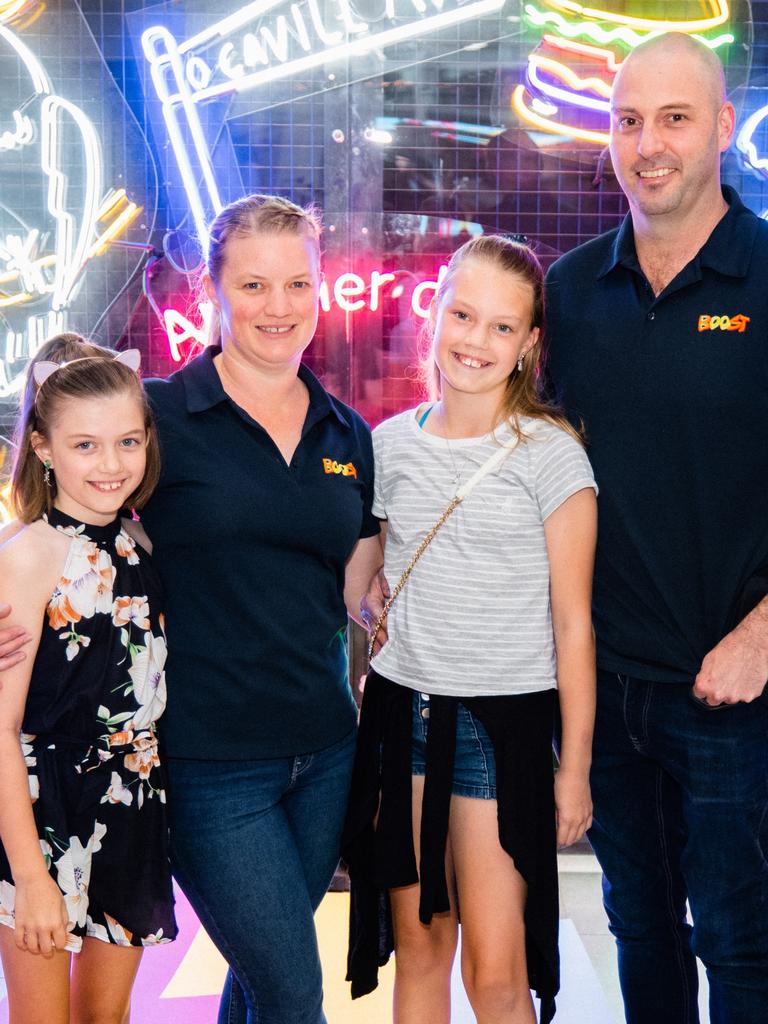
[370,408,597,696]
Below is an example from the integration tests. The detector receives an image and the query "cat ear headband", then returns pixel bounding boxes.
[33,349,142,390]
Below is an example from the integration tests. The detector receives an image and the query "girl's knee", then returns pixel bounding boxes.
[463,964,532,1020]
[394,919,456,976]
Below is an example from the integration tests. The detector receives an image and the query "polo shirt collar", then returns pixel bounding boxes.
[596,185,757,281]
[181,345,350,428]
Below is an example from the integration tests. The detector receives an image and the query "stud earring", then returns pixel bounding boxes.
[43,459,52,487]
[517,355,524,372]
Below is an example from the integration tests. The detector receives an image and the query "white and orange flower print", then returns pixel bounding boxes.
[105,912,133,945]
[62,631,92,662]
[0,879,15,929]
[54,822,107,930]
[20,733,39,803]
[102,772,133,806]
[84,912,134,946]
[107,729,134,748]
[124,736,160,780]
[64,543,115,619]
[47,586,81,630]
[127,632,167,730]
[112,596,150,631]
[115,530,140,565]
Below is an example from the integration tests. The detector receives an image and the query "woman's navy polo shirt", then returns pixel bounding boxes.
[142,347,379,760]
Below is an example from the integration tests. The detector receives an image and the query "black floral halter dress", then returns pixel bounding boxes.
[0,509,177,950]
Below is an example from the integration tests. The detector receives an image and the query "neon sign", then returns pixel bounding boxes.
[544,0,730,34]
[736,102,768,177]
[0,12,142,398]
[140,0,506,246]
[522,3,734,51]
[162,264,448,362]
[513,2,735,147]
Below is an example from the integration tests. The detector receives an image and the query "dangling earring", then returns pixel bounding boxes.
[517,355,524,372]
[43,459,52,487]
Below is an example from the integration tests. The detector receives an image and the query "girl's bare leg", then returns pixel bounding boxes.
[0,924,70,1024]
[70,936,143,1024]
[390,774,458,1024]
[450,794,536,1024]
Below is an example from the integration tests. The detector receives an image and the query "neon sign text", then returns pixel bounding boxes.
[163,265,448,361]
[141,0,506,245]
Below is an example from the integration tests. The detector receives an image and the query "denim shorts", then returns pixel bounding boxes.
[411,691,497,799]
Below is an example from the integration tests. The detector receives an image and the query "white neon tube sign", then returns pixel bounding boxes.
[141,0,506,246]
[736,102,768,176]
[0,15,141,397]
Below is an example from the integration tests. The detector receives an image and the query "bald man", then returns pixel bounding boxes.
[546,33,768,1024]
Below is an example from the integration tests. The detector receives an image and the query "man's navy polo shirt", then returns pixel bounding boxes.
[546,187,768,683]
[142,347,379,759]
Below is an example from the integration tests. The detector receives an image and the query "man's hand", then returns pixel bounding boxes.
[0,604,30,672]
[360,570,390,656]
[693,608,768,705]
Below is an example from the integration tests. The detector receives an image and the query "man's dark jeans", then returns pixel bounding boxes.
[589,671,768,1024]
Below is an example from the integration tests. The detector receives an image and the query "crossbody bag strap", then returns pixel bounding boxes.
[367,427,534,660]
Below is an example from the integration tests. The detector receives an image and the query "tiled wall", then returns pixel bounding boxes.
[1,0,767,478]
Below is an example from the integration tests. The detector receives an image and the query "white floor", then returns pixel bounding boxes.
[557,853,710,1024]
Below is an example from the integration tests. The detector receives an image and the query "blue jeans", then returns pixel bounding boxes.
[588,671,768,1024]
[165,728,356,1024]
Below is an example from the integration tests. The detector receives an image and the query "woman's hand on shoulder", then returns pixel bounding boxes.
[12,871,70,955]
[554,766,592,848]
[0,601,31,672]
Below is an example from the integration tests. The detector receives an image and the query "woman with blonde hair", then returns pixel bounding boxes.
[139,194,382,1023]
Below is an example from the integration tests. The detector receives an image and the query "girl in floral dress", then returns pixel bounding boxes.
[0,336,176,1024]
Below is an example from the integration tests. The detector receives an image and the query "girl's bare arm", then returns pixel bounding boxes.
[544,487,597,847]
[0,526,71,953]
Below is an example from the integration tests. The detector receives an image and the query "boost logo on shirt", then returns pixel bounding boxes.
[323,457,357,479]
[697,313,750,333]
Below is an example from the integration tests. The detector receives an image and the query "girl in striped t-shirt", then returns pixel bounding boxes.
[345,236,597,1024]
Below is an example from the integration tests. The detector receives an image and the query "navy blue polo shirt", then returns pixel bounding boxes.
[142,347,379,759]
[546,187,768,683]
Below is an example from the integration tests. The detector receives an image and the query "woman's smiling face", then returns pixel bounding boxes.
[204,230,321,370]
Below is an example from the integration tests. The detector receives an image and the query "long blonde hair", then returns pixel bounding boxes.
[421,235,583,444]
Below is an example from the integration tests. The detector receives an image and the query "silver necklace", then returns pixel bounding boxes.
[444,435,471,487]
[432,405,471,488]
